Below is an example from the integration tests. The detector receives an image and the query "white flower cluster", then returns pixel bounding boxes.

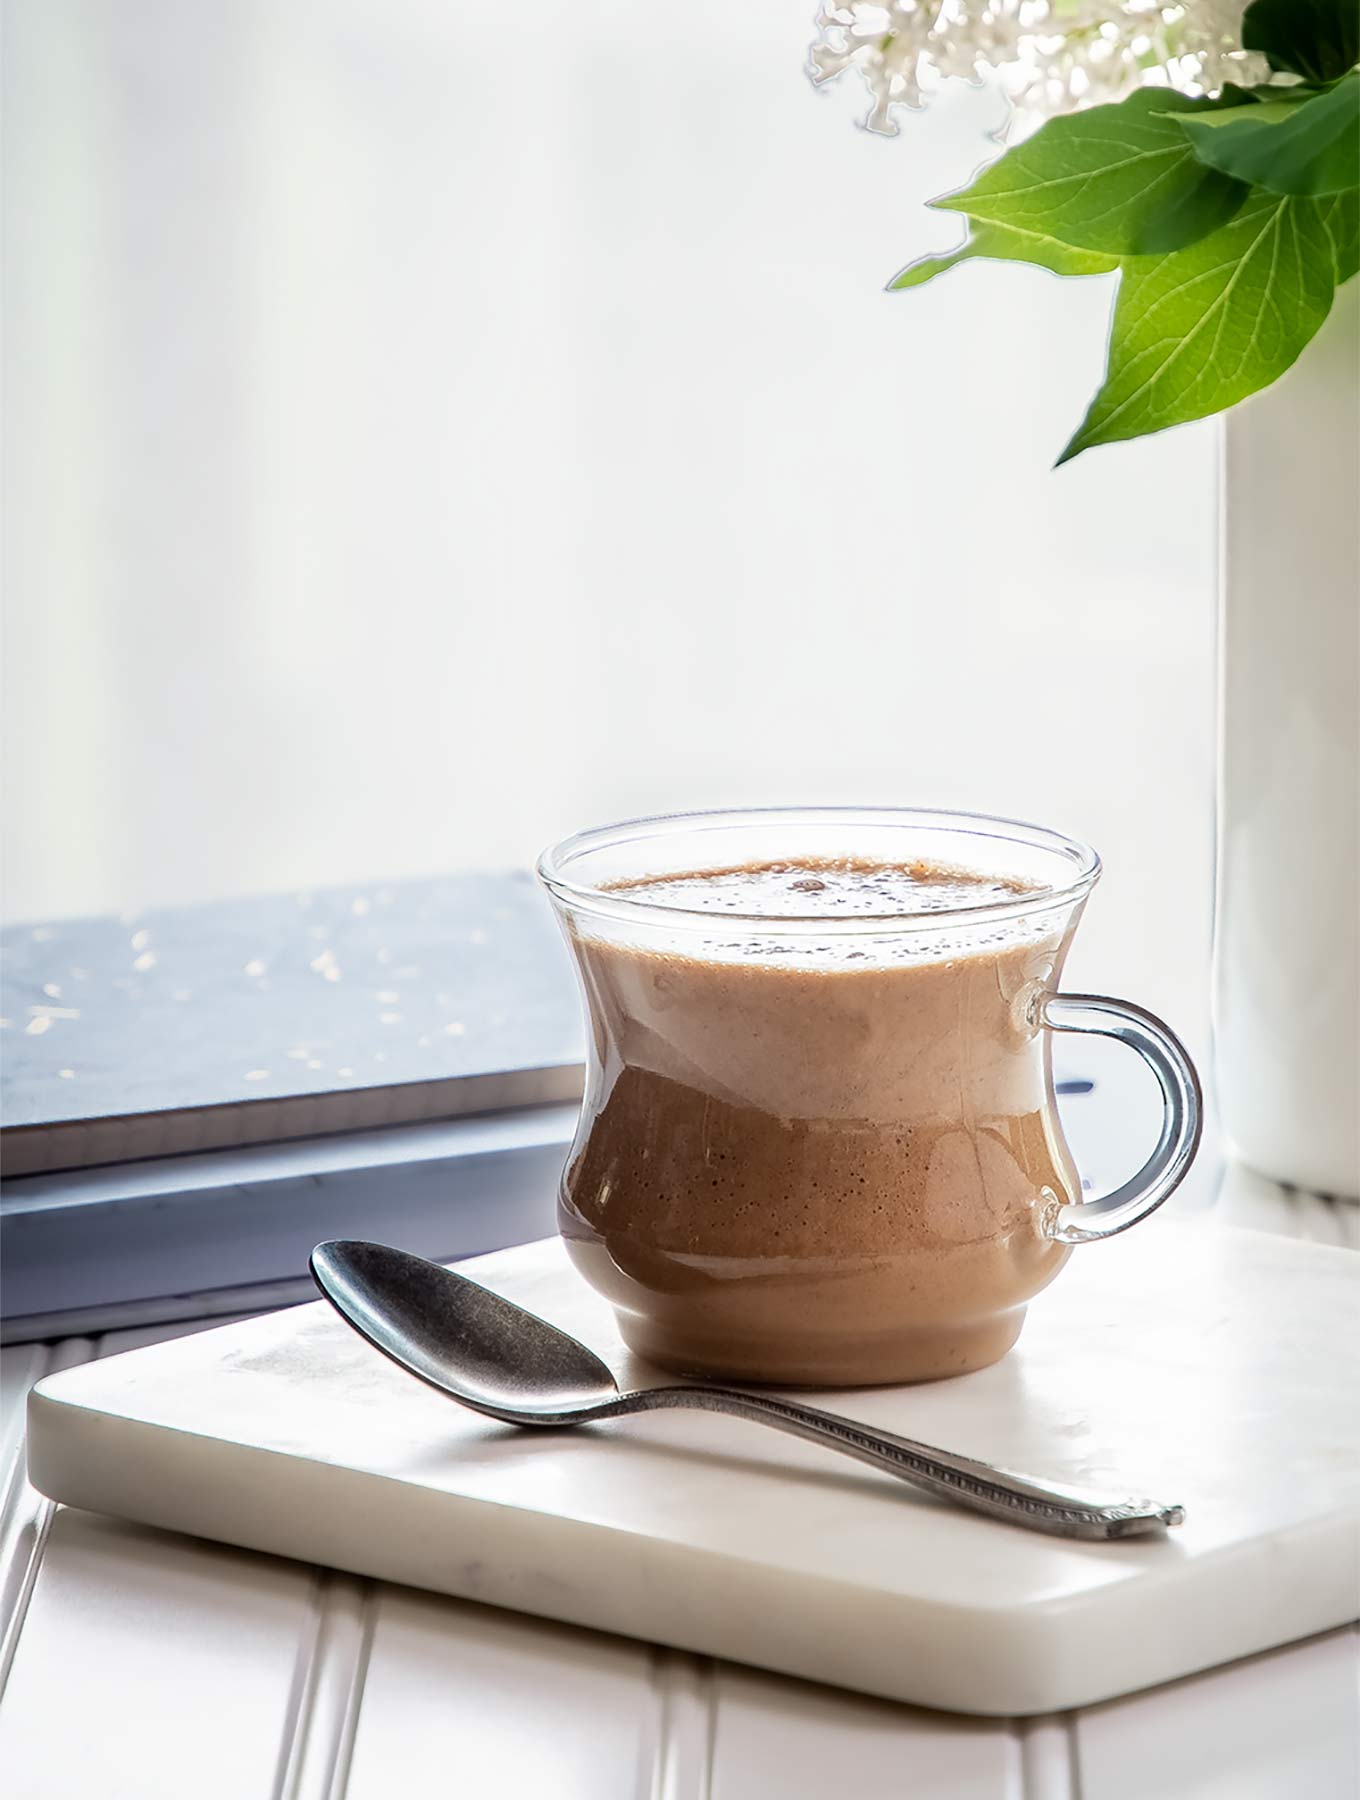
[808,1,1268,135]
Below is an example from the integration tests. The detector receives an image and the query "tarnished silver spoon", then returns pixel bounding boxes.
[309,1240,1184,1541]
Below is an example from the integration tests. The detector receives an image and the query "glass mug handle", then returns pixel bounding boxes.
[1040,993,1203,1245]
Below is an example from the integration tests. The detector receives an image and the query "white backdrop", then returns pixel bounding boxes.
[3,0,1216,1051]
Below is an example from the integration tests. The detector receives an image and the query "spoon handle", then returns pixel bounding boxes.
[626,1386,1182,1540]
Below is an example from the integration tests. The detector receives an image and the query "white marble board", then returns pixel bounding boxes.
[26,1225,1359,1716]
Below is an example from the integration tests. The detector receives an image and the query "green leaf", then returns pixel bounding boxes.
[1321,189,1360,279]
[1058,192,1341,463]
[932,88,1256,257]
[1167,93,1321,130]
[1178,74,1360,196]
[1242,0,1359,83]
[889,219,1117,290]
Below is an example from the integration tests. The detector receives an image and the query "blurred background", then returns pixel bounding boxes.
[3,0,1216,1050]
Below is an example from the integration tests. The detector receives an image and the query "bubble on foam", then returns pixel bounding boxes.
[607,858,1038,921]
[599,859,1065,969]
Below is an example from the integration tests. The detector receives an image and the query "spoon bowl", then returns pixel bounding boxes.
[310,1239,621,1418]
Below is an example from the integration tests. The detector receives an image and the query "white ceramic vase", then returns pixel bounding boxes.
[1214,281,1360,1200]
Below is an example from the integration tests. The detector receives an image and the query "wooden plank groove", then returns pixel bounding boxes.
[324,1581,375,1800]
[0,1344,49,1463]
[1067,1715,1082,1800]
[0,1497,55,1709]
[0,1344,50,1590]
[0,1337,92,1703]
[273,1571,328,1800]
[273,1570,375,1800]
[1018,1715,1079,1800]
[1292,1191,1354,1249]
[1289,1191,1335,1245]
[645,1647,714,1800]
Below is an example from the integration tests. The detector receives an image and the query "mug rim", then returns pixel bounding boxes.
[536,805,1101,934]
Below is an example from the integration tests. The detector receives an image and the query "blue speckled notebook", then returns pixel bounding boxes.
[2,872,583,1176]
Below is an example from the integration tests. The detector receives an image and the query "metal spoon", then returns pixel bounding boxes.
[309,1240,1184,1540]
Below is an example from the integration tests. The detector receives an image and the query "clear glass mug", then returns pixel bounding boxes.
[538,808,1201,1387]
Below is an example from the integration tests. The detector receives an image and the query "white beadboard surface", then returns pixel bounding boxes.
[25,1224,1360,1715]
[2,1178,1358,1798]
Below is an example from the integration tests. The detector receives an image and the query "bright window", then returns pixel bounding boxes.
[3,0,1215,1051]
